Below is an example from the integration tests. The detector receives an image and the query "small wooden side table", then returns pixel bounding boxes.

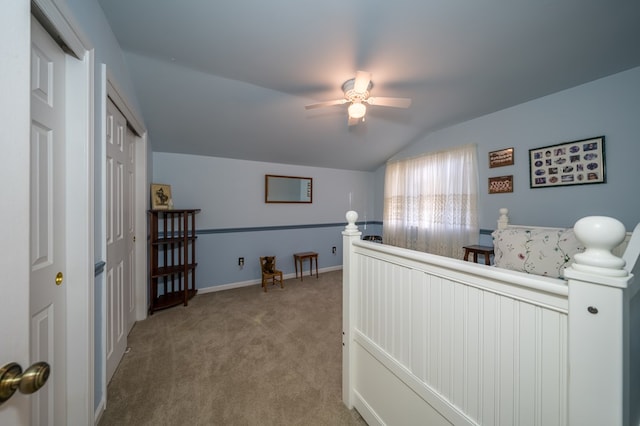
[463,245,494,265]
[293,252,318,281]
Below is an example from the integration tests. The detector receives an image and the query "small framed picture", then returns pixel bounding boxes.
[151,183,172,209]
[489,147,514,168]
[529,136,605,188]
[488,175,513,194]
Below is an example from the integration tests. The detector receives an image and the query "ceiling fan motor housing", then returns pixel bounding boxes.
[342,78,373,103]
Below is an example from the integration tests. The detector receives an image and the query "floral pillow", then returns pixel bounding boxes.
[491,227,585,278]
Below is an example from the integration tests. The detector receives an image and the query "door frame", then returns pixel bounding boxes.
[0,2,31,423]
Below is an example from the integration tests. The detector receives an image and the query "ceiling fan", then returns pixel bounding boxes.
[305,70,412,126]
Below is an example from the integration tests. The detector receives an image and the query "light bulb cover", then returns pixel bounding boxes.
[348,102,366,119]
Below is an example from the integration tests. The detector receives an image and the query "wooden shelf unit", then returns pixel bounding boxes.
[148,208,200,314]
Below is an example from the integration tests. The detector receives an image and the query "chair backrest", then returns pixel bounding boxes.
[260,256,277,274]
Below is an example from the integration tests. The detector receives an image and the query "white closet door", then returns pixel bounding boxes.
[105,99,132,383]
[30,16,67,426]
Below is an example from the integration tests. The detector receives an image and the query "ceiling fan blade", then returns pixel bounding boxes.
[366,97,412,108]
[353,70,372,93]
[304,99,347,110]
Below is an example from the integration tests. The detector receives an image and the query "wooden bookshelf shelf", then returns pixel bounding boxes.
[148,208,200,314]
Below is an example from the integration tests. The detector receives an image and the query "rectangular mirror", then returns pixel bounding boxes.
[265,175,312,203]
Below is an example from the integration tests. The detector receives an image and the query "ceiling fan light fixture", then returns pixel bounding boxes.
[304,71,411,125]
[348,102,366,119]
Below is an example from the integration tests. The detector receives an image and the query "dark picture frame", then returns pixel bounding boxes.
[265,175,313,203]
[529,136,605,189]
[488,175,513,194]
[489,147,514,168]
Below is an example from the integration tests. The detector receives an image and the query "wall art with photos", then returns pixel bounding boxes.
[488,175,513,194]
[489,147,514,168]
[151,183,172,209]
[529,136,605,189]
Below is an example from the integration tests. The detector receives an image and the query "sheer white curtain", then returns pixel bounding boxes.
[383,144,479,258]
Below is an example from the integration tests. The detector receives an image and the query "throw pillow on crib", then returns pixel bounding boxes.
[491,227,585,278]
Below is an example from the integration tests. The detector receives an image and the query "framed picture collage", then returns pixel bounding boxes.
[528,136,605,189]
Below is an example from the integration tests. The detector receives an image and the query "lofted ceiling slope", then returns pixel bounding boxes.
[98,0,640,171]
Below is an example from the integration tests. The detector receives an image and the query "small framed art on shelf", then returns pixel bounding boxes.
[529,136,605,189]
[151,183,172,209]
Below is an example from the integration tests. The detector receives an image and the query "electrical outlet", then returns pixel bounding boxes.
[238,257,244,266]
[332,246,336,254]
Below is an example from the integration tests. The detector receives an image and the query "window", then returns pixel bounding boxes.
[383,144,479,258]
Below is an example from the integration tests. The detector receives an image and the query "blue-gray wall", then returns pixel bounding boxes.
[156,66,640,292]
[64,0,148,414]
[383,66,640,232]
[152,154,379,290]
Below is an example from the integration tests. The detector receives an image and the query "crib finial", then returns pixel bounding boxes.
[344,210,359,234]
[569,216,627,277]
[497,208,509,230]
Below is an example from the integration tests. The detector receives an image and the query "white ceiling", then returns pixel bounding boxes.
[98,0,640,171]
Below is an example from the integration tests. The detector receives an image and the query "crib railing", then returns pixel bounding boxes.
[342,211,639,426]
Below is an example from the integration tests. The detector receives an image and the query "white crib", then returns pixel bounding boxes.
[341,209,640,426]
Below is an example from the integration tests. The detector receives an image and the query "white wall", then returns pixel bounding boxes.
[382,66,640,231]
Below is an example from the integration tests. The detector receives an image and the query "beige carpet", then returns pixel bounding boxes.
[98,270,366,425]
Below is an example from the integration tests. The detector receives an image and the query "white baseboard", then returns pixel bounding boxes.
[197,265,343,294]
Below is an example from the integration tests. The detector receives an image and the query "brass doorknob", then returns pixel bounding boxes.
[0,361,50,405]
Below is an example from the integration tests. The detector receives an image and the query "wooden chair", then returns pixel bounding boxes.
[260,256,284,292]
